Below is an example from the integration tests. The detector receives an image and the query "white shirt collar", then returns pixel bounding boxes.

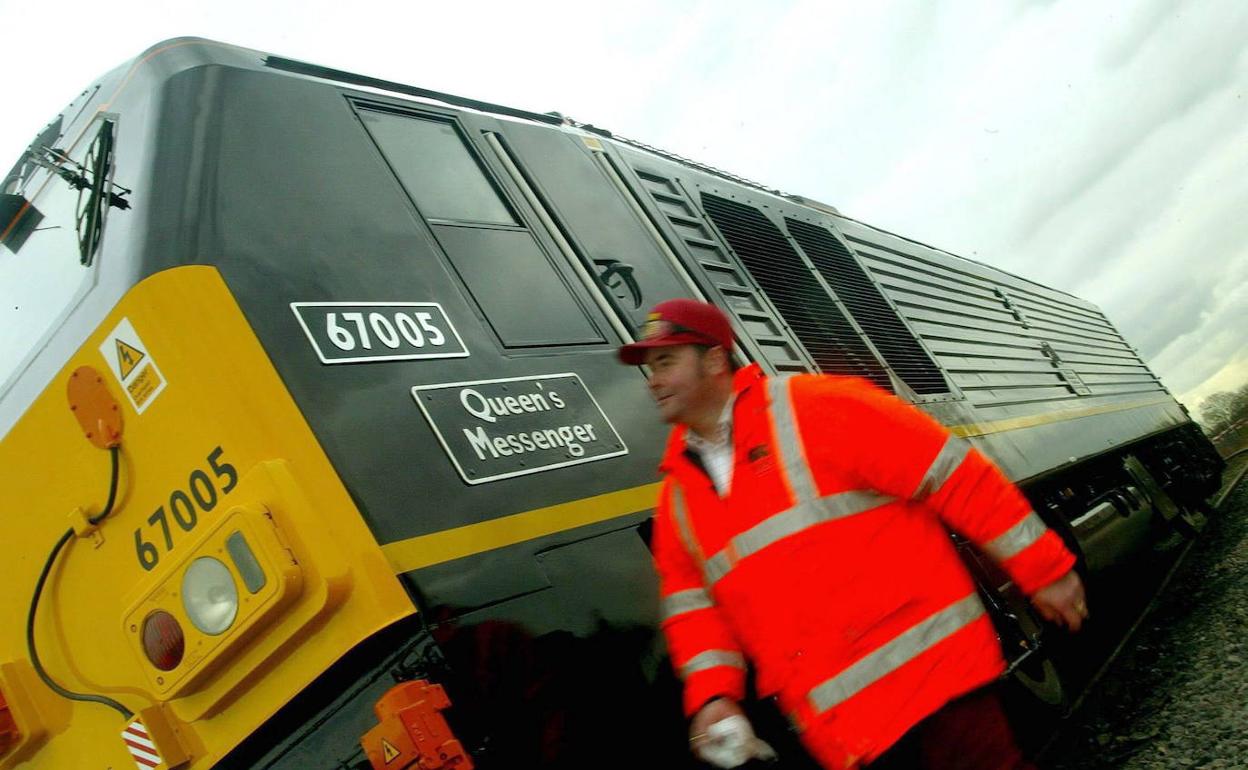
[684,393,736,453]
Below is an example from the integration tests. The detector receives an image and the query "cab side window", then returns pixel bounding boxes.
[362,115,516,226]
[358,107,602,348]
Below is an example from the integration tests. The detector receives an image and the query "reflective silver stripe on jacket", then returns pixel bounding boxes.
[913,436,971,499]
[983,511,1048,561]
[670,484,705,566]
[806,593,986,715]
[767,376,819,504]
[680,649,746,679]
[703,490,896,585]
[696,376,894,585]
[661,588,714,622]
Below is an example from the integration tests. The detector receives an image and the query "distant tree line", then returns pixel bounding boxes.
[1199,382,1248,445]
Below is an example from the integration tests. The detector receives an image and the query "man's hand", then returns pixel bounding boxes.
[690,697,746,741]
[1031,569,1088,632]
[689,698,776,767]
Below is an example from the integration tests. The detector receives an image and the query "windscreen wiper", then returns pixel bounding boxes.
[18,120,131,264]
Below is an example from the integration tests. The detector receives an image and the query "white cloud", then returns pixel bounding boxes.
[1180,352,1248,414]
[2,0,1245,405]
[825,0,1248,403]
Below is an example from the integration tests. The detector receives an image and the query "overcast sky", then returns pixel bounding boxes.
[2,0,1244,413]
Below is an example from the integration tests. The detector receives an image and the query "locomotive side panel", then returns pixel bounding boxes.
[134,62,691,766]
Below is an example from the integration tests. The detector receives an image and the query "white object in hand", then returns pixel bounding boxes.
[694,714,779,768]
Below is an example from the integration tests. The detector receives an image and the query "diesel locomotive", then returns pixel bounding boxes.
[0,38,1222,769]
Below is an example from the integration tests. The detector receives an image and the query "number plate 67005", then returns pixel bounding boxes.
[290,302,470,364]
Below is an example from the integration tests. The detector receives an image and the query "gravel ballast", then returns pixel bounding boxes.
[1044,455,1248,769]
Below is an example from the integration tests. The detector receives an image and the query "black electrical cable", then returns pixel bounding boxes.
[25,444,134,720]
[88,443,121,526]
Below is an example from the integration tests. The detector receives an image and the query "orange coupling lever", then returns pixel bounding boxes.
[361,680,473,770]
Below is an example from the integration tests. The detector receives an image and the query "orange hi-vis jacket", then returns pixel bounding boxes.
[654,364,1076,768]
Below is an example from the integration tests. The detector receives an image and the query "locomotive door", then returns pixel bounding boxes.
[481,122,818,374]
[478,123,714,341]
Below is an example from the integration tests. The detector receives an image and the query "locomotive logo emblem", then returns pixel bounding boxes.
[594,258,643,309]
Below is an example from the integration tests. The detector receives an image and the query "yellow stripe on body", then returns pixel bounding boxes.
[948,395,1175,438]
[381,482,662,574]
[381,396,1180,575]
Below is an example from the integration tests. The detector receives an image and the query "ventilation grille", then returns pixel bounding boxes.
[786,219,948,395]
[846,232,1164,408]
[699,193,892,390]
[629,166,811,372]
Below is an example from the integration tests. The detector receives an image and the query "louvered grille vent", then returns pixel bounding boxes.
[786,219,949,395]
[699,193,892,390]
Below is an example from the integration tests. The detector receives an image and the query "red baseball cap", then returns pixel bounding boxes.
[617,298,734,365]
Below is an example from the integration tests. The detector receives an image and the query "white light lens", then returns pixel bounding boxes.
[181,557,239,635]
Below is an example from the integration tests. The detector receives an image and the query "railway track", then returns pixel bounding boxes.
[1072,448,1248,707]
[1041,447,1248,767]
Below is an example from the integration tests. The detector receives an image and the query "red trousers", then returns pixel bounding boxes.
[866,687,1035,770]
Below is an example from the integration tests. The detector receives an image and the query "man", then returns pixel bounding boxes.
[618,298,1088,769]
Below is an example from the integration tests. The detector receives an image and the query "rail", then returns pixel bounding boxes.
[1046,445,1248,745]
[1213,447,1248,509]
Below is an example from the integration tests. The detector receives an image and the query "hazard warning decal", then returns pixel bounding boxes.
[116,338,145,379]
[121,719,164,768]
[99,317,167,414]
[381,738,401,764]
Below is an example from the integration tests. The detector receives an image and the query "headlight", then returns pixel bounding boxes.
[181,557,238,635]
[123,501,304,700]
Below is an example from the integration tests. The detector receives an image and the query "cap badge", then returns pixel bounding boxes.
[641,314,673,341]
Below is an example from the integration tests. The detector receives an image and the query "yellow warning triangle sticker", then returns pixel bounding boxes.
[115,339,145,380]
[382,738,401,764]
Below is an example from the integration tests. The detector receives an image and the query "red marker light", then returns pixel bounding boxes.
[141,611,185,671]
[0,683,18,757]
